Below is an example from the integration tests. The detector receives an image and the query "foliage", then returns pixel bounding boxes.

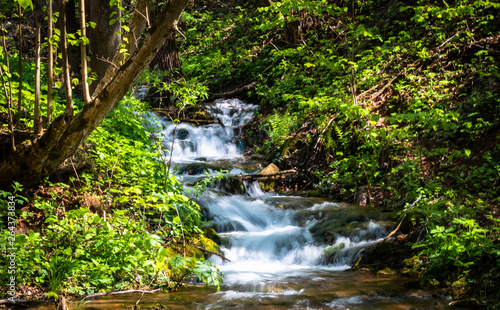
[0,96,223,297]
[180,0,500,306]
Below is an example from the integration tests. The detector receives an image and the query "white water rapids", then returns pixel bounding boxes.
[155,99,416,306]
[32,101,449,310]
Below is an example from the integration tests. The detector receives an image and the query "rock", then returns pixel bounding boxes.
[322,242,346,264]
[377,267,397,276]
[178,163,210,175]
[214,176,246,194]
[258,163,280,175]
[280,137,303,159]
[176,128,190,140]
[354,186,370,206]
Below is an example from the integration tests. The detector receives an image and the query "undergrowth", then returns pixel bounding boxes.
[0,96,223,299]
[179,0,500,306]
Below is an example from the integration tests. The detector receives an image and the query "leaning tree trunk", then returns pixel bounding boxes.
[0,0,189,190]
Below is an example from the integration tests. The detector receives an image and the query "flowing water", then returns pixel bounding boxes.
[32,99,449,309]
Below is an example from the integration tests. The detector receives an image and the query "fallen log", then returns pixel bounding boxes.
[241,169,297,180]
[179,118,225,127]
[209,81,258,100]
[0,298,29,305]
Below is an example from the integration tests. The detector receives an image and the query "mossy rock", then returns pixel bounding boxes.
[194,111,209,119]
[377,267,397,276]
[306,190,320,197]
[203,227,222,246]
[322,242,346,264]
[178,163,211,175]
[215,176,246,194]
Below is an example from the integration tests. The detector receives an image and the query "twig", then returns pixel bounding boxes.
[437,31,461,51]
[96,55,119,69]
[134,6,150,28]
[383,196,421,242]
[176,26,186,40]
[369,75,398,101]
[69,157,80,181]
[189,243,231,262]
[82,289,161,300]
[108,149,120,188]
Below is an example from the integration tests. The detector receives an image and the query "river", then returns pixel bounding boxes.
[32,98,449,309]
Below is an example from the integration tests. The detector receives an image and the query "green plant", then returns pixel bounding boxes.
[45,253,79,295]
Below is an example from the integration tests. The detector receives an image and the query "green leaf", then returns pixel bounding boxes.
[16,0,33,10]
[464,149,471,158]
[44,217,58,224]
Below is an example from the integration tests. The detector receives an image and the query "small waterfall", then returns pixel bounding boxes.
[158,98,257,162]
[41,98,446,309]
[155,98,400,305]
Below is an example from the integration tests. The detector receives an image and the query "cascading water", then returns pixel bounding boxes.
[151,98,447,309]
[158,99,258,162]
[35,98,448,309]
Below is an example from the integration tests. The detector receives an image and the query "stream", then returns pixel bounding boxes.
[32,99,449,309]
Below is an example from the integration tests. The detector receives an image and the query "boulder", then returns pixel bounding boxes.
[258,163,280,175]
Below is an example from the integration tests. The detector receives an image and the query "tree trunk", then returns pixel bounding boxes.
[17,4,23,127]
[47,0,54,123]
[66,0,81,81]
[34,1,42,134]
[91,0,154,97]
[150,30,183,78]
[86,0,122,95]
[79,0,90,104]
[59,0,74,115]
[0,22,15,151]
[147,5,184,107]
[0,0,189,190]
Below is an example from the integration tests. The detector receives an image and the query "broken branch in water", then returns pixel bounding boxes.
[190,243,231,262]
[82,289,161,300]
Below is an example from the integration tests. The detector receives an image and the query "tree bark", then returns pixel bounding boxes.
[47,0,54,123]
[34,1,42,134]
[0,18,15,151]
[91,0,154,97]
[145,5,185,107]
[150,30,183,78]
[79,0,90,104]
[59,0,74,115]
[66,0,81,80]
[0,0,190,190]
[17,4,23,127]
[86,0,122,95]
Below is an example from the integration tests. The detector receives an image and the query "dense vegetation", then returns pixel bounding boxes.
[0,34,221,303]
[178,0,500,307]
[0,93,222,300]
[0,0,499,308]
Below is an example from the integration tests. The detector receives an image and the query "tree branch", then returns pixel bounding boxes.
[83,289,161,300]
